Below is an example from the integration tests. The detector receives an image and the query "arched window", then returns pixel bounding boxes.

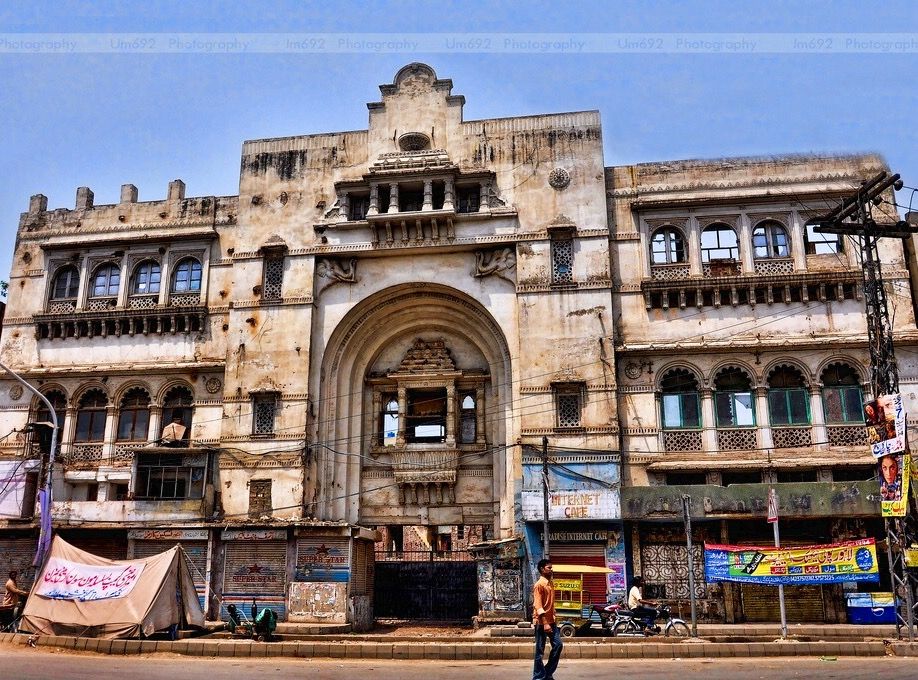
[660,369,701,429]
[459,393,477,443]
[50,266,79,300]
[822,364,863,423]
[805,223,844,255]
[34,390,66,453]
[131,261,161,295]
[767,366,809,425]
[753,221,790,259]
[171,258,202,293]
[162,385,193,438]
[117,387,151,441]
[650,227,686,265]
[91,263,121,297]
[701,223,739,262]
[74,389,108,442]
[714,368,755,427]
[379,395,399,447]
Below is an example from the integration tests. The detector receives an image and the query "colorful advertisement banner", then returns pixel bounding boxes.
[879,453,911,517]
[704,538,879,585]
[35,556,145,601]
[865,393,906,458]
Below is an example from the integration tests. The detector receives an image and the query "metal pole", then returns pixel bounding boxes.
[681,494,698,637]
[774,517,788,639]
[542,436,550,560]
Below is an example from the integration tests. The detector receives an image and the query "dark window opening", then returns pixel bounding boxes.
[378,185,391,213]
[135,452,205,500]
[407,388,447,443]
[833,466,875,482]
[348,193,370,221]
[456,186,480,213]
[248,479,272,518]
[431,181,445,210]
[776,469,817,483]
[117,387,151,441]
[75,390,108,442]
[399,187,424,212]
[722,470,762,486]
[666,472,707,486]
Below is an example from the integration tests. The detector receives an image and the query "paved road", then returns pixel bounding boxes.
[0,646,914,679]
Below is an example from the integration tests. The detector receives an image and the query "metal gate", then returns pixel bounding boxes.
[374,550,477,620]
[221,539,287,621]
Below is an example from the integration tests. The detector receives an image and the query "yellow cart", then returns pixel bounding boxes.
[550,564,614,637]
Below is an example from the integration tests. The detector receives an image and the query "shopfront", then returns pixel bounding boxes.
[129,528,211,611]
[220,528,289,621]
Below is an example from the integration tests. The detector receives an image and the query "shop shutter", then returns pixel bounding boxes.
[132,540,208,610]
[59,530,127,560]
[741,583,826,623]
[295,536,350,583]
[0,537,38,590]
[549,543,607,605]
[222,540,287,620]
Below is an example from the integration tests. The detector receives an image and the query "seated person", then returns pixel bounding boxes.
[627,576,660,631]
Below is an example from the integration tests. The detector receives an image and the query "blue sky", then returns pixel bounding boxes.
[1,1,917,283]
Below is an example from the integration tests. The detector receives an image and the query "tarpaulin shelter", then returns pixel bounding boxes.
[20,535,204,639]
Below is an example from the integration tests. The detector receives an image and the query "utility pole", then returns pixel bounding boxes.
[809,171,918,640]
[681,494,698,637]
[542,436,550,561]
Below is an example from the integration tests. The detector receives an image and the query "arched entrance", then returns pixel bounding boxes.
[313,284,513,619]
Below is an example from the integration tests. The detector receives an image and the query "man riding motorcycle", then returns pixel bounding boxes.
[627,576,660,633]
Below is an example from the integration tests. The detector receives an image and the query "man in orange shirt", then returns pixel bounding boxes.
[532,558,562,680]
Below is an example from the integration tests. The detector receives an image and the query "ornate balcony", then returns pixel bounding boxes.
[827,424,867,448]
[34,300,207,340]
[389,447,460,505]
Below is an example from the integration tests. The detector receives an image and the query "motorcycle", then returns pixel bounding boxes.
[592,601,691,638]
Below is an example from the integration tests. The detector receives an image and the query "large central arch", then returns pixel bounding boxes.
[313,283,514,529]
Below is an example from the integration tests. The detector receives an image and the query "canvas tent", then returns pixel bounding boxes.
[20,535,204,639]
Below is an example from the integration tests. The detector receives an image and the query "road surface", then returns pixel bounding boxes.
[0,645,913,679]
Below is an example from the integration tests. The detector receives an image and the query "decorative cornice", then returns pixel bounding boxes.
[516,279,613,293]
[520,425,619,436]
[232,296,314,310]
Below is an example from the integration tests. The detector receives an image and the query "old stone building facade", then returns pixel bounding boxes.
[0,64,909,626]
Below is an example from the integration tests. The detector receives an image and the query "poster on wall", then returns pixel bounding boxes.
[703,538,879,585]
[879,453,911,517]
[864,393,906,458]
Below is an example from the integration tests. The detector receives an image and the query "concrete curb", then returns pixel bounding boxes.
[4,632,918,659]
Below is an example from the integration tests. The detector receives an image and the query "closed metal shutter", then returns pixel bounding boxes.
[295,536,350,583]
[132,540,208,610]
[59,530,127,560]
[550,543,607,605]
[741,583,826,623]
[222,540,287,620]
[351,539,375,597]
[0,537,38,590]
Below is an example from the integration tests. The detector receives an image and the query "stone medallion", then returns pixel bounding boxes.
[548,167,571,190]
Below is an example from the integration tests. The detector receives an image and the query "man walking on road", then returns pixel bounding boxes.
[532,558,562,680]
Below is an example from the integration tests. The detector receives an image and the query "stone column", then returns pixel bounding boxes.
[475,386,486,445]
[396,387,407,445]
[117,255,130,307]
[443,178,455,211]
[688,217,703,276]
[809,385,827,449]
[738,215,754,274]
[387,183,399,214]
[790,211,806,271]
[478,180,489,212]
[148,406,163,443]
[103,404,118,461]
[700,388,717,452]
[372,392,382,446]
[445,384,456,446]
[367,183,379,216]
[338,190,350,223]
[755,386,773,451]
[75,256,91,309]
[60,406,78,458]
[422,180,433,211]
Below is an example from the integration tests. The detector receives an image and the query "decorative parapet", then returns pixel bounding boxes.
[34,304,207,340]
[389,447,460,505]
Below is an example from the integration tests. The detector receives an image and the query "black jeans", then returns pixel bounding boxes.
[631,606,659,628]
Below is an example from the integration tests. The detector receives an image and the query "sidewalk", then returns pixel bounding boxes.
[4,630,918,660]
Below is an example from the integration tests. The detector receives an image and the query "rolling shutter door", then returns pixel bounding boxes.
[550,543,607,605]
[0,538,38,590]
[60,530,127,560]
[132,540,208,610]
[222,540,287,621]
[741,583,825,623]
[296,536,350,583]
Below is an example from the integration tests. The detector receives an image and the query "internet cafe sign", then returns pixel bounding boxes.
[521,488,621,521]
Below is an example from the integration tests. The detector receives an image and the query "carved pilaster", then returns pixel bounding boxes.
[387,183,399,214]
[367,183,379,216]
[422,179,433,211]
